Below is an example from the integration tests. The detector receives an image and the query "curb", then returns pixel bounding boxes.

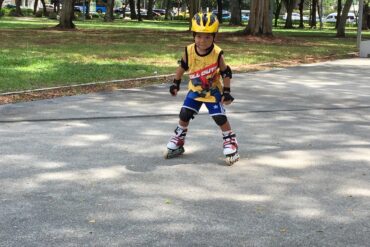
[0,73,176,97]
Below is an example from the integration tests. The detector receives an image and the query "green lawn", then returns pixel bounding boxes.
[1,17,369,93]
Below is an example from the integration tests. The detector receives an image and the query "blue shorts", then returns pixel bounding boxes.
[182,94,226,116]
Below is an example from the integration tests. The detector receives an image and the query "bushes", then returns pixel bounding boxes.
[7,7,33,17]
[48,12,58,20]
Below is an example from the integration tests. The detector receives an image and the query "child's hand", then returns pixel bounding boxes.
[169,84,179,96]
[169,79,181,96]
[222,88,234,105]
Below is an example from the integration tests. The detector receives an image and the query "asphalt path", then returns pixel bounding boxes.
[1,58,370,246]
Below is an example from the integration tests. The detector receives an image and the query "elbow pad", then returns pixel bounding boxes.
[220,66,232,79]
[178,58,189,71]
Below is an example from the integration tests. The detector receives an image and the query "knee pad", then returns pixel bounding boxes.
[212,115,227,126]
[179,108,195,122]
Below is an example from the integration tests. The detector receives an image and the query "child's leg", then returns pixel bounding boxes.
[166,97,202,151]
[205,102,239,157]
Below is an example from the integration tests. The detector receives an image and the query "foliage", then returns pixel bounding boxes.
[48,12,58,20]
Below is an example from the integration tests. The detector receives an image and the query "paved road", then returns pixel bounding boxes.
[1,59,370,246]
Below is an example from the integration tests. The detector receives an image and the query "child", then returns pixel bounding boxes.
[164,12,239,165]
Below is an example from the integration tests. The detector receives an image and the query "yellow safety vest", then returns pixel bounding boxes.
[186,43,223,103]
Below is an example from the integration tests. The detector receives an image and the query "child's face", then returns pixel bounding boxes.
[194,33,214,51]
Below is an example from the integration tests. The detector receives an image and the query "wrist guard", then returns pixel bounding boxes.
[222,87,234,102]
[169,79,181,95]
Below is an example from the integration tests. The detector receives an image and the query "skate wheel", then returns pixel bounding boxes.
[163,146,185,159]
[225,152,240,166]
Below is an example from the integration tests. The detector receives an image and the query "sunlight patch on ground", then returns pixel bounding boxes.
[250,150,317,169]
[339,148,370,162]
[36,165,131,182]
[62,134,111,147]
[291,208,324,218]
[338,187,370,197]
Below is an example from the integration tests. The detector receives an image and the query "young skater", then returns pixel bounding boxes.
[164,12,239,165]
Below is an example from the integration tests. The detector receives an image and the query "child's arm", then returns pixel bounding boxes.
[219,55,234,105]
[170,53,187,96]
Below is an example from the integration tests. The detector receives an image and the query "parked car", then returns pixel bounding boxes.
[324,12,356,23]
[153,9,166,15]
[283,12,309,21]
[241,10,250,21]
[153,8,174,18]
[74,5,87,13]
[212,10,231,21]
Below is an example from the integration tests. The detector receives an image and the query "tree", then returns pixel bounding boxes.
[137,0,143,21]
[310,0,318,28]
[243,0,272,35]
[336,0,353,37]
[298,0,305,28]
[336,0,342,28]
[283,0,295,28]
[105,0,114,21]
[15,0,23,16]
[230,0,242,25]
[362,1,369,30]
[33,0,47,16]
[217,0,223,23]
[165,0,172,20]
[0,0,4,10]
[147,0,154,20]
[33,0,39,15]
[274,0,283,27]
[56,0,75,29]
[188,0,201,29]
[128,0,137,19]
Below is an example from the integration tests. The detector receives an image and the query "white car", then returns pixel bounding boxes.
[283,12,309,21]
[324,12,356,23]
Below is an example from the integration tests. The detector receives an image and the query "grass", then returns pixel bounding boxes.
[1,16,369,94]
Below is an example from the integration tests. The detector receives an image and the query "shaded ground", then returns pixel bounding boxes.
[0,58,369,246]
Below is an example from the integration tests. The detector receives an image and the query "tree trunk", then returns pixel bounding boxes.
[40,0,47,16]
[85,0,91,19]
[129,0,137,19]
[283,0,294,29]
[189,0,200,30]
[33,0,38,15]
[165,0,171,20]
[336,0,342,29]
[0,0,4,10]
[137,0,142,21]
[318,0,323,29]
[105,0,114,21]
[274,0,282,27]
[244,0,272,35]
[15,0,23,16]
[336,0,353,37]
[147,0,154,20]
[217,0,223,23]
[363,2,369,30]
[54,0,60,13]
[230,0,241,25]
[298,0,304,28]
[310,0,317,28]
[56,0,75,29]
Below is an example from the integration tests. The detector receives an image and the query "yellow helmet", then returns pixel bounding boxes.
[191,12,219,33]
